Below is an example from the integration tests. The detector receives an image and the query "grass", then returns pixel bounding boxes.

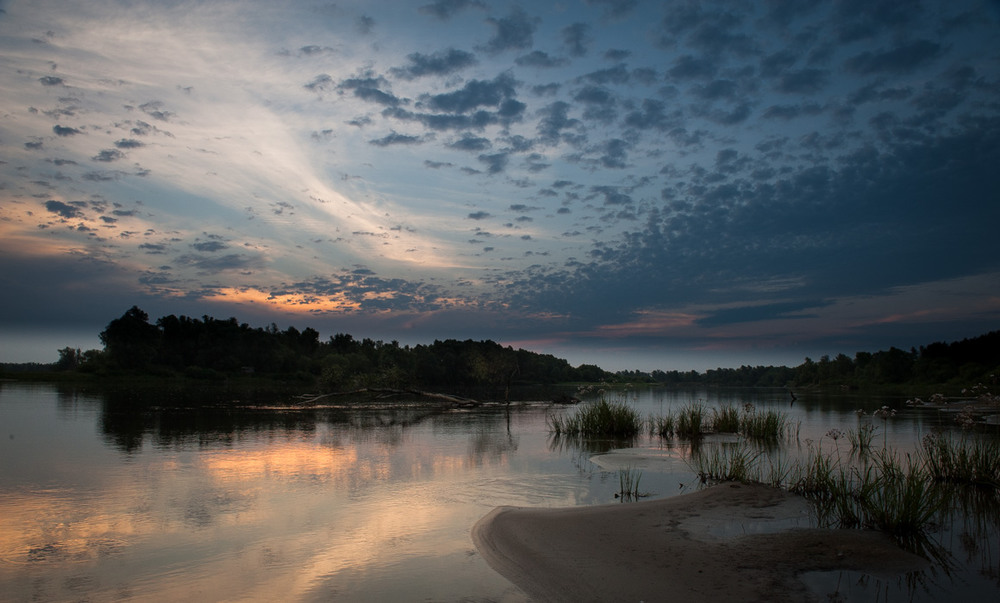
[617,466,644,501]
[740,408,790,443]
[675,402,707,438]
[847,423,878,455]
[711,404,741,433]
[650,403,791,443]
[548,396,643,438]
[921,433,1000,489]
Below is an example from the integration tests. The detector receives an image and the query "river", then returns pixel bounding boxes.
[1,381,997,601]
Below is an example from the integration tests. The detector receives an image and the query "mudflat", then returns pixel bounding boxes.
[473,482,927,602]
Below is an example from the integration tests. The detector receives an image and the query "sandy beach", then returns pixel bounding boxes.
[473,482,928,602]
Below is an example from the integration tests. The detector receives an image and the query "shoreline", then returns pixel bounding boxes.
[473,482,928,602]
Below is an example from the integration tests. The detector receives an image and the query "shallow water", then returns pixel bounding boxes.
[0,382,997,601]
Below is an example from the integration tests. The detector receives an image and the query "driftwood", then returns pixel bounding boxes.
[295,388,481,407]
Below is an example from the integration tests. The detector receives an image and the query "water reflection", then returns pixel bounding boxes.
[1,382,998,602]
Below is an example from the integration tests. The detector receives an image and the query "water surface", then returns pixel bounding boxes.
[1,382,996,601]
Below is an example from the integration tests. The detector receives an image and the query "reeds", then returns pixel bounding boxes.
[675,402,706,438]
[739,408,789,443]
[547,397,643,438]
[617,466,644,501]
[921,433,1000,489]
[710,404,741,433]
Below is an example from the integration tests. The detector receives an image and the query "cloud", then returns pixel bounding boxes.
[477,152,509,174]
[481,7,538,54]
[467,210,492,220]
[418,0,486,20]
[515,51,568,68]
[368,131,427,146]
[389,48,477,79]
[448,134,491,151]
[561,22,590,57]
[44,200,85,219]
[586,0,639,20]
[39,75,65,86]
[52,125,82,136]
[93,149,126,162]
[421,73,517,113]
[844,40,944,75]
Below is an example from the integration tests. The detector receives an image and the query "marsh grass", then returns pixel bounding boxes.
[848,423,878,455]
[547,397,642,438]
[648,412,676,437]
[675,403,707,438]
[740,409,790,443]
[921,433,1000,489]
[711,404,741,433]
[617,466,644,501]
[694,444,763,483]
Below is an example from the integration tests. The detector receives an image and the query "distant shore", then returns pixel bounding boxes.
[473,482,928,602]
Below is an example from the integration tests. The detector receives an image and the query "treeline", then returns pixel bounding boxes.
[49,306,611,393]
[626,331,1000,389]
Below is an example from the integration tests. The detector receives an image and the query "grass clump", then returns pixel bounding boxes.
[921,433,1000,489]
[740,408,789,443]
[675,403,707,438]
[548,397,642,438]
[847,423,878,454]
[710,404,741,433]
[617,466,644,501]
[649,412,675,437]
[694,444,763,483]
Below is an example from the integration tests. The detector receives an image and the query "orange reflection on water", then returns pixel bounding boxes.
[199,442,359,483]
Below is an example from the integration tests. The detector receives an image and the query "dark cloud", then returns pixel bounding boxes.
[658,3,757,57]
[776,69,828,94]
[139,100,173,121]
[477,152,509,174]
[844,40,943,75]
[304,74,334,91]
[114,138,144,149]
[623,99,680,132]
[515,51,568,68]
[93,149,125,162]
[536,101,582,145]
[481,7,537,54]
[561,22,590,57]
[369,131,427,146]
[586,0,639,20]
[191,241,228,252]
[39,75,64,86]
[421,73,517,113]
[52,125,81,136]
[467,210,492,220]
[389,48,477,79]
[667,54,718,80]
[834,0,919,43]
[448,134,491,151]
[603,49,631,61]
[175,253,265,273]
[356,15,375,35]
[579,63,631,85]
[44,200,85,219]
[418,0,486,20]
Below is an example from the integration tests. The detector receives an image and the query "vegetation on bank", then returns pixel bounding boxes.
[1,306,997,396]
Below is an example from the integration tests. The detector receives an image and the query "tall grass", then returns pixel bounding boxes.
[921,433,1000,489]
[710,404,741,433]
[675,402,706,438]
[648,412,675,437]
[740,408,790,443]
[547,397,642,438]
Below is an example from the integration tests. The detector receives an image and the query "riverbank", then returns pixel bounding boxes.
[473,482,928,602]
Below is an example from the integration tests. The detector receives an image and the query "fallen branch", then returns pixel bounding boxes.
[296,388,480,407]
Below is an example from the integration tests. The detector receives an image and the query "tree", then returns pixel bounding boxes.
[99,306,160,369]
[55,347,81,371]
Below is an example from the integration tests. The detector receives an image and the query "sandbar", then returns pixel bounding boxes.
[473,482,928,602]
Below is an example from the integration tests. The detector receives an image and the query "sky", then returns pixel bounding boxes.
[1,0,999,371]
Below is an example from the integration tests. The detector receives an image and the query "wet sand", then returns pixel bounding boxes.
[473,482,928,602]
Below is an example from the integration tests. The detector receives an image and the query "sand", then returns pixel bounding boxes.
[473,482,928,602]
